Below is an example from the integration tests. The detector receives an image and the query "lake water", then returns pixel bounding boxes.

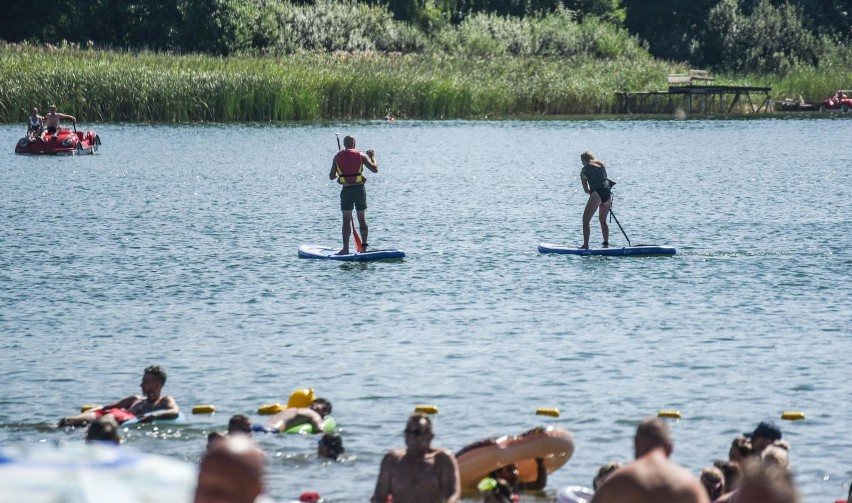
[1,117,850,503]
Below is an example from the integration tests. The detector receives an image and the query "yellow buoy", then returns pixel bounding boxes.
[781,411,805,421]
[192,405,216,414]
[258,403,285,415]
[536,408,560,417]
[658,410,682,419]
[415,405,439,414]
[80,405,99,413]
[287,388,315,408]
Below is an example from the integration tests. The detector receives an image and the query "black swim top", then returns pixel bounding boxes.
[580,162,610,192]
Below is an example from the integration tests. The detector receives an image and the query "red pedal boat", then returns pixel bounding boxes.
[15,124,101,155]
[820,91,852,113]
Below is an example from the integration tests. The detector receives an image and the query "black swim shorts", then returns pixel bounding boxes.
[340,185,367,211]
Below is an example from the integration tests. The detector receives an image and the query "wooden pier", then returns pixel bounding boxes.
[615,70,773,115]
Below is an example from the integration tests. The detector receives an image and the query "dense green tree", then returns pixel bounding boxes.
[177,0,261,54]
[701,0,824,73]
[621,0,717,62]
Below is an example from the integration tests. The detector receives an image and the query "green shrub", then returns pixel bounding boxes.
[703,0,827,74]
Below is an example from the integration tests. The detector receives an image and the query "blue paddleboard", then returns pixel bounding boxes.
[298,244,405,262]
[538,243,676,256]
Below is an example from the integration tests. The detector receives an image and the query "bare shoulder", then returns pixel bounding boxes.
[591,468,639,503]
[433,448,458,462]
[160,394,179,406]
[383,448,407,462]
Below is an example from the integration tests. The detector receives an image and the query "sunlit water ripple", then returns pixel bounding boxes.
[1,117,850,502]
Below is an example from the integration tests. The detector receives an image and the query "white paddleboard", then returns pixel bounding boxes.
[298,244,405,262]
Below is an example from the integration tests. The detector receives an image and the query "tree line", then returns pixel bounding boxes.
[1,0,848,73]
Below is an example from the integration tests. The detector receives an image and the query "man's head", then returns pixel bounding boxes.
[49,104,56,112]
[317,432,345,460]
[32,108,38,115]
[228,414,252,436]
[634,417,673,458]
[310,398,332,418]
[729,435,753,462]
[734,457,798,503]
[489,463,519,486]
[141,365,167,396]
[404,413,434,449]
[194,435,266,503]
[745,422,782,454]
[343,136,355,148]
[86,415,120,444]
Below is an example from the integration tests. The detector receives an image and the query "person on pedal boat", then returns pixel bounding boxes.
[44,104,76,139]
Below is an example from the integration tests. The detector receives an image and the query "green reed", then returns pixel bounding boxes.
[1,45,848,123]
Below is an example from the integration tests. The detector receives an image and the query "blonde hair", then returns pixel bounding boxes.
[580,151,605,169]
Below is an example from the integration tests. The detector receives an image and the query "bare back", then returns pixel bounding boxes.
[371,447,460,503]
[265,407,323,432]
[592,451,709,503]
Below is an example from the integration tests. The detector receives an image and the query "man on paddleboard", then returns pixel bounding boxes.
[371,413,461,503]
[58,365,180,426]
[329,135,378,254]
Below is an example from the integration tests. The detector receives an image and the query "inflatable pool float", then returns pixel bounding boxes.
[456,426,575,493]
[254,416,336,434]
[254,388,336,434]
[122,410,186,426]
[0,442,195,501]
[285,416,336,434]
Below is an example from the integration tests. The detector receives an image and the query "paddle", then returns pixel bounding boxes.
[336,133,363,253]
[608,208,632,247]
[352,221,364,253]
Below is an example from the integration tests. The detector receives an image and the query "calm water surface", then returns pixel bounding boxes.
[1,118,850,502]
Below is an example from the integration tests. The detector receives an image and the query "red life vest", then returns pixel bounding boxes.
[336,149,365,185]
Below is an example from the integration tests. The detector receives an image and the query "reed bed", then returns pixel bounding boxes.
[1,45,848,123]
[0,46,673,122]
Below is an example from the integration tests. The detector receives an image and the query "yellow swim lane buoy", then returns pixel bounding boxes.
[658,410,682,419]
[781,411,805,421]
[80,405,100,413]
[415,405,439,415]
[192,405,216,414]
[536,408,560,417]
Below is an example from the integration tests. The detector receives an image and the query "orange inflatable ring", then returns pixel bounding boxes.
[456,426,575,493]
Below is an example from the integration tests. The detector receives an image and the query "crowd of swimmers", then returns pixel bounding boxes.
[57,366,850,503]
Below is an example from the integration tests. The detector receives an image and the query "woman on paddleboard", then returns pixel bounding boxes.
[579,151,613,249]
